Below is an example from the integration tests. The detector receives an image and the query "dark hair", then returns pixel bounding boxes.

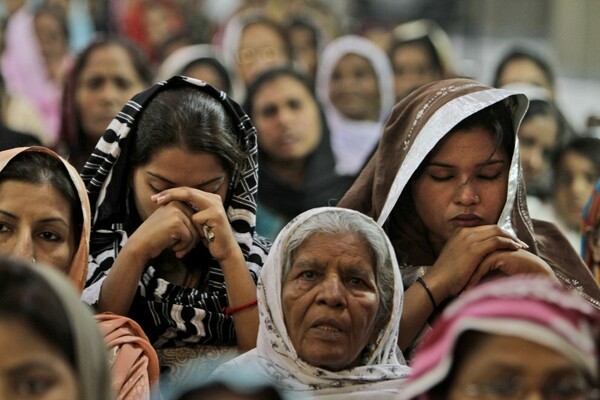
[131,86,244,179]
[388,36,443,76]
[240,16,292,61]
[552,136,600,185]
[450,100,515,159]
[34,4,69,44]
[413,100,516,181]
[244,66,315,116]
[492,48,555,90]
[0,257,75,367]
[286,15,320,50]
[522,98,567,148]
[0,151,83,248]
[181,58,233,95]
[72,36,153,89]
[59,36,153,165]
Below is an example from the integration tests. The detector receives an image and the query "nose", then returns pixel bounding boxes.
[315,274,346,308]
[8,232,35,263]
[527,148,546,175]
[98,82,120,105]
[453,180,481,206]
[277,106,295,126]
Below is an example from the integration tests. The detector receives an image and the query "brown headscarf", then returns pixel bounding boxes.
[0,146,90,292]
[338,78,600,308]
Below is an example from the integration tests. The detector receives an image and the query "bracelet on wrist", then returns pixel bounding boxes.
[222,299,258,320]
[416,276,437,309]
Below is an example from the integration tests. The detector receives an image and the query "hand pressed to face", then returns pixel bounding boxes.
[282,233,380,371]
[131,147,230,261]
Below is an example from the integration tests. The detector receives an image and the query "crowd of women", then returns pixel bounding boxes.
[1,1,600,399]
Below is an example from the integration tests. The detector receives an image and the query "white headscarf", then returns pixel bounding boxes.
[214,207,411,399]
[315,35,395,177]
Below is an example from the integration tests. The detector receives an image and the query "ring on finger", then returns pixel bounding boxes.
[203,225,215,242]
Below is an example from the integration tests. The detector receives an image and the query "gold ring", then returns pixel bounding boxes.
[203,225,215,242]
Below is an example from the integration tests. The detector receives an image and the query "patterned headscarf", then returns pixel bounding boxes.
[400,275,600,400]
[0,146,91,292]
[215,207,411,399]
[81,76,270,346]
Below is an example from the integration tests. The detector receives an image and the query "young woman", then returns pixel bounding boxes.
[338,78,600,352]
[244,67,354,240]
[57,37,152,170]
[400,275,600,400]
[0,146,159,398]
[315,35,395,177]
[81,76,269,375]
[0,257,114,400]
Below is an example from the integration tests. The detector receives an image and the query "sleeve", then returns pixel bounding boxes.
[82,229,126,307]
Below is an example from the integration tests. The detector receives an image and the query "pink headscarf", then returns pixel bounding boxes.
[401,275,600,400]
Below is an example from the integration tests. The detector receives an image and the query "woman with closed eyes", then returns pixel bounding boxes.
[338,78,600,354]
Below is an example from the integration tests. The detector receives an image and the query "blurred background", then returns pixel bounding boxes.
[1,0,599,133]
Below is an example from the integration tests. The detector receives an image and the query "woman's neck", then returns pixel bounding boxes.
[265,157,308,188]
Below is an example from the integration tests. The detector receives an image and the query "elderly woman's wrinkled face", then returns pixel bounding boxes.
[448,333,592,400]
[412,128,509,253]
[282,232,380,371]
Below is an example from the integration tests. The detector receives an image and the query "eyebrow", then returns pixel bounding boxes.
[7,360,57,376]
[427,159,506,168]
[0,210,70,228]
[147,171,225,189]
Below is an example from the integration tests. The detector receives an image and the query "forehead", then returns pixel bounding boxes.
[292,232,375,266]
[81,45,136,73]
[335,53,372,70]
[430,127,504,159]
[0,181,74,222]
[256,76,311,101]
[240,22,285,46]
[142,147,226,183]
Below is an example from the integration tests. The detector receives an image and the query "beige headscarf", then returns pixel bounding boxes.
[338,78,600,308]
[0,146,91,292]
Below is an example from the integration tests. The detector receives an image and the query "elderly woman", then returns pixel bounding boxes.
[214,207,411,399]
[337,78,600,353]
[400,275,600,400]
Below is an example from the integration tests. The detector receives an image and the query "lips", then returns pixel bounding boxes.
[309,318,345,339]
[451,214,484,228]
